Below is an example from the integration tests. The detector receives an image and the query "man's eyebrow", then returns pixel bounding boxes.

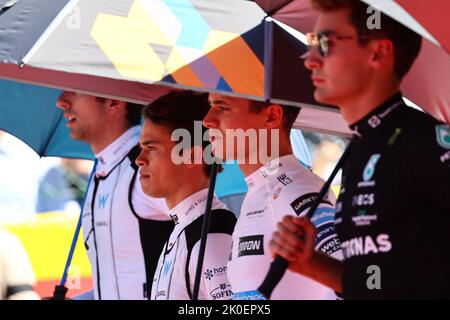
[139,140,159,147]
[210,99,229,106]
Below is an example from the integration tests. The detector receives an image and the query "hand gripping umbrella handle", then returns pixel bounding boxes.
[258,140,354,299]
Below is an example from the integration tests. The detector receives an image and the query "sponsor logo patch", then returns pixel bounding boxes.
[441,151,450,164]
[290,193,333,216]
[436,125,450,150]
[318,237,341,256]
[272,187,282,200]
[352,210,378,227]
[163,260,172,277]
[204,266,227,280]
[363,154,381,182]
[98,193,110,209]
[310,207,335,227]
[210,283,233,300]
[368,115,381,128]
[238,235,264,257]
[341,234,392,259]
[170,214,179,225]
[277,173,293,186]
[233,290,267,300]
[315,222,337,247]
[245,208,265,218]
[352,193,375,207]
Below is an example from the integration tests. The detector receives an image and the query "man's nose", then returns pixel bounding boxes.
[202,110,217,129]
[56,92,70,110]
[304,48,322,71]
[135,150,146,167]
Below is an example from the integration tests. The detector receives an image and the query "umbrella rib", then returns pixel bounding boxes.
[263,0,294,16]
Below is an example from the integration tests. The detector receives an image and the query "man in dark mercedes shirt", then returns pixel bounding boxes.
[269,0,450,299]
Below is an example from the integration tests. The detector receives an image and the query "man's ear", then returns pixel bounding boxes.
[106,99,127,113]
[264,104,283,129]
[369,39,394,69]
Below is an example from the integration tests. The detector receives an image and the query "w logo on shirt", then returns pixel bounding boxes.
[163,261,172,277]
[98,194,110,209]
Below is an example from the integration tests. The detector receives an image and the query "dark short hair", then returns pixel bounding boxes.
[311,0,422,81]
[125,103,144,127]
[249,100,300,133]
[142,90,221,177]
[94,97,143,127]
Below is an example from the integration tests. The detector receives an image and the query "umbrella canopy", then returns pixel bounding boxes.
[0,79,93,159]
[254,0,450,124]
[0,0,350,135]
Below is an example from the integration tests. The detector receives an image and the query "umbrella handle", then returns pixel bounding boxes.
[258,139,354,299]
[53,160,97,300]
[192,162,218,300]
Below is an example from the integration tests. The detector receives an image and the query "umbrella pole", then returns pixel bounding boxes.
[192,161,218,300]
[258,139,354,299]
[52,160,97,300]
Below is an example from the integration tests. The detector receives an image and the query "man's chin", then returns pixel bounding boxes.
[69,131,80,141]
[141,185,164,198]
[314,89,338,106]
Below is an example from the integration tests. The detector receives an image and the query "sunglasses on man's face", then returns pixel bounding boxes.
[306,31,362,57]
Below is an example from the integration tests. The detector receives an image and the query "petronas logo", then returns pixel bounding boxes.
[436,125,450,150]
[363,154,381,182]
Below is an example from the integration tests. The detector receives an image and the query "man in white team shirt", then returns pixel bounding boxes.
[203,95,341,300]
[56,92,173,300]
[136,90,236,300]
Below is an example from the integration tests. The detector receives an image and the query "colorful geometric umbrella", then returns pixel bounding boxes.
[0,0,350,135]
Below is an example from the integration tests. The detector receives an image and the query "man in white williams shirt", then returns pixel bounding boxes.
[136,90,236,300]
[56,92,173,300]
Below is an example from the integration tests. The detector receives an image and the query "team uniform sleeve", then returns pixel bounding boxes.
[188,233,233,300]
[408,123,450,210]
[272,184,343,260]
[131,177,171,221]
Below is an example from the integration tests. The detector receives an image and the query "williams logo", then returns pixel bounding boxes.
[98,194,110,209]
[163,260,172,277]
[436,125,450,150]
[363,154,381,182]
[238,235,264,257]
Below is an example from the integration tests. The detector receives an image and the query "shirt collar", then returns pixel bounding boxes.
[349,92,405,138]
[167,188,226,249]
[169,188,225,226]
[95,125,140,177]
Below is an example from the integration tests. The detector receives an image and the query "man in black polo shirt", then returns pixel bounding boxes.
[269,0,450,299]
